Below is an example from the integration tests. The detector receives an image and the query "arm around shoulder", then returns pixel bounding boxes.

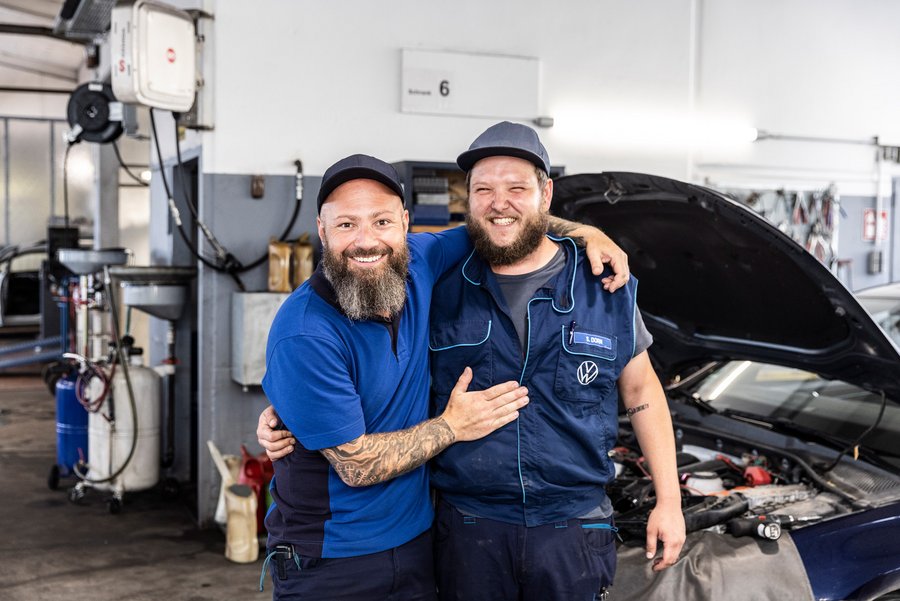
[546,215,630,291]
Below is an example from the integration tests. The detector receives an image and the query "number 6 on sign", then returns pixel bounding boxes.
[401,49,539,118]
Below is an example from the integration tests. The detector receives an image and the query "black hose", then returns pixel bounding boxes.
[111,141,149,187]
[149,110,246,289]
[682,495,749,532]
[822,390,887,473]
[232,159,304,273]
[168,110,305,274]
[63,143,73,229]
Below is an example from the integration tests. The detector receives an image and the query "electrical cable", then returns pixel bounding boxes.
[111,141,149,187]
[170,115,303,274]
[148,110,247,290]
[822,390,887,473]
[165,109,305,275]
[63,142,73,229]
[232,159,304,273]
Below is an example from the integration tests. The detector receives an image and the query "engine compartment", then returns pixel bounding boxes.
[609,414,900,543]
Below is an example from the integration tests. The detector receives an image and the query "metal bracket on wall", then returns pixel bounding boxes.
[180,10,215,131]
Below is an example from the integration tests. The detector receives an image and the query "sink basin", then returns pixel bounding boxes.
[109,266,197,321]
[121,284,189,321]
[57,248,130,275]
[108,265,197,285]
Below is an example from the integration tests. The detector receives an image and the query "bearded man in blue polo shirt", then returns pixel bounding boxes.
[258,153,629,600]
[428,122,686,601]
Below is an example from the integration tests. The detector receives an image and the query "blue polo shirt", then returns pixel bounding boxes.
[262,227,470,558]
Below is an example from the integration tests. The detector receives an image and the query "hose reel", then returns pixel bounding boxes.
[65,82,123,145]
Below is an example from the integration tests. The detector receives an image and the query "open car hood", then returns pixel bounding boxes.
[551,172,900,402]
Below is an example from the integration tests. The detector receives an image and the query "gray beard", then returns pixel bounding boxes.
[321,242,409,320]
[465,211,548,266]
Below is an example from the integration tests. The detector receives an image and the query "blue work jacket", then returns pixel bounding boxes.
[429,236,639,526]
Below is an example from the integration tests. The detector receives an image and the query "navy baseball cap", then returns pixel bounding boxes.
[457,121,550,175]
[316,154,405,213]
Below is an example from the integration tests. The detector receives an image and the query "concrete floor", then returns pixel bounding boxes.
[0,375,264,601]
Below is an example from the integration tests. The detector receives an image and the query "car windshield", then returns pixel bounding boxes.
[692,361,900,469]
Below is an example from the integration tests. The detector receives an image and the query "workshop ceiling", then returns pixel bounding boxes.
[0,1,85,86]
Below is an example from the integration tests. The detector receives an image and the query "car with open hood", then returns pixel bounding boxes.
[551,172,900,601]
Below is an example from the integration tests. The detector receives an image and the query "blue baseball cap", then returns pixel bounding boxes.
[317,154,405,213]
[457,121,550,175]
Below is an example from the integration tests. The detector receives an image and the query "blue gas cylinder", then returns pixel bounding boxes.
[55,376,88,476]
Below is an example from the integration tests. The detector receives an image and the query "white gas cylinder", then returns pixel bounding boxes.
[87,355,161,493]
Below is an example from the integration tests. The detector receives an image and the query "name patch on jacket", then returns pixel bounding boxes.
[573,331,613,350]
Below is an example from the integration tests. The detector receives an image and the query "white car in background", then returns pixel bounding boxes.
[857,283,900,350]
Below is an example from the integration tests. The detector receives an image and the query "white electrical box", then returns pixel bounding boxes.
[111,0,196,112]
[231,292,289,387]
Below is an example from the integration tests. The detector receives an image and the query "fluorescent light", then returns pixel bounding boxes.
[707,360,752,401]
[551,104,758,152]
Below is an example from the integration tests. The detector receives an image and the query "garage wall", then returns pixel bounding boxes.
[200,0,693,177]
[695,0,900,192]
[194,0,900,189]
[192,0,900,282]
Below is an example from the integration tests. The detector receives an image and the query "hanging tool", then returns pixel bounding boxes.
[770,190,792,233]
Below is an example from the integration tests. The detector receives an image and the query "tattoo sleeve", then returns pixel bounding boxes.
[546,215,582,237]
[626,403,650,417]
[319,417,456,487]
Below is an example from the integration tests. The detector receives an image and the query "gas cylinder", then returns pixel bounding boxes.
[53,375,88,480]
[86,352,161,493]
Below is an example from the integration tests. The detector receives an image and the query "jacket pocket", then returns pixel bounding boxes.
[555,324,617,402]
[429,320,493,396]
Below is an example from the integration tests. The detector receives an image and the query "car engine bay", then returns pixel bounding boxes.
[609,411,900,544]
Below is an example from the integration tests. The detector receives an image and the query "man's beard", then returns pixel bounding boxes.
[321,241,409,320]
[465,210,548,266]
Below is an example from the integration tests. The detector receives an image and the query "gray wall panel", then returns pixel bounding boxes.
[194,171,319,525]
[837,195,894,292]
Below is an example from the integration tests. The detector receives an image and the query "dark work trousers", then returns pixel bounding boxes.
[434,499,616,601]
[266,529,438,601]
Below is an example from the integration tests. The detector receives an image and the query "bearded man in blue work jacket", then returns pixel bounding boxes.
[425,122,686,601]
[257,152,630,601]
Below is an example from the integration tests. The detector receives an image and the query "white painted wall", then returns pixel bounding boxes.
[188,0,900,199]
[203,0,693,177]
[695,0,900,195]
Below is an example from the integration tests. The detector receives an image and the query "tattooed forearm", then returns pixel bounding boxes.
[626,403,650,417]
[546,216,582,238]
[320,417,456,487]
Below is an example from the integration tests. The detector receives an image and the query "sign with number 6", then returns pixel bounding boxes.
[401,49,539,119]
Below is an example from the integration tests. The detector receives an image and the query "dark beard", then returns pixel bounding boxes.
[321,242,409,320]
[465,211,548,266]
